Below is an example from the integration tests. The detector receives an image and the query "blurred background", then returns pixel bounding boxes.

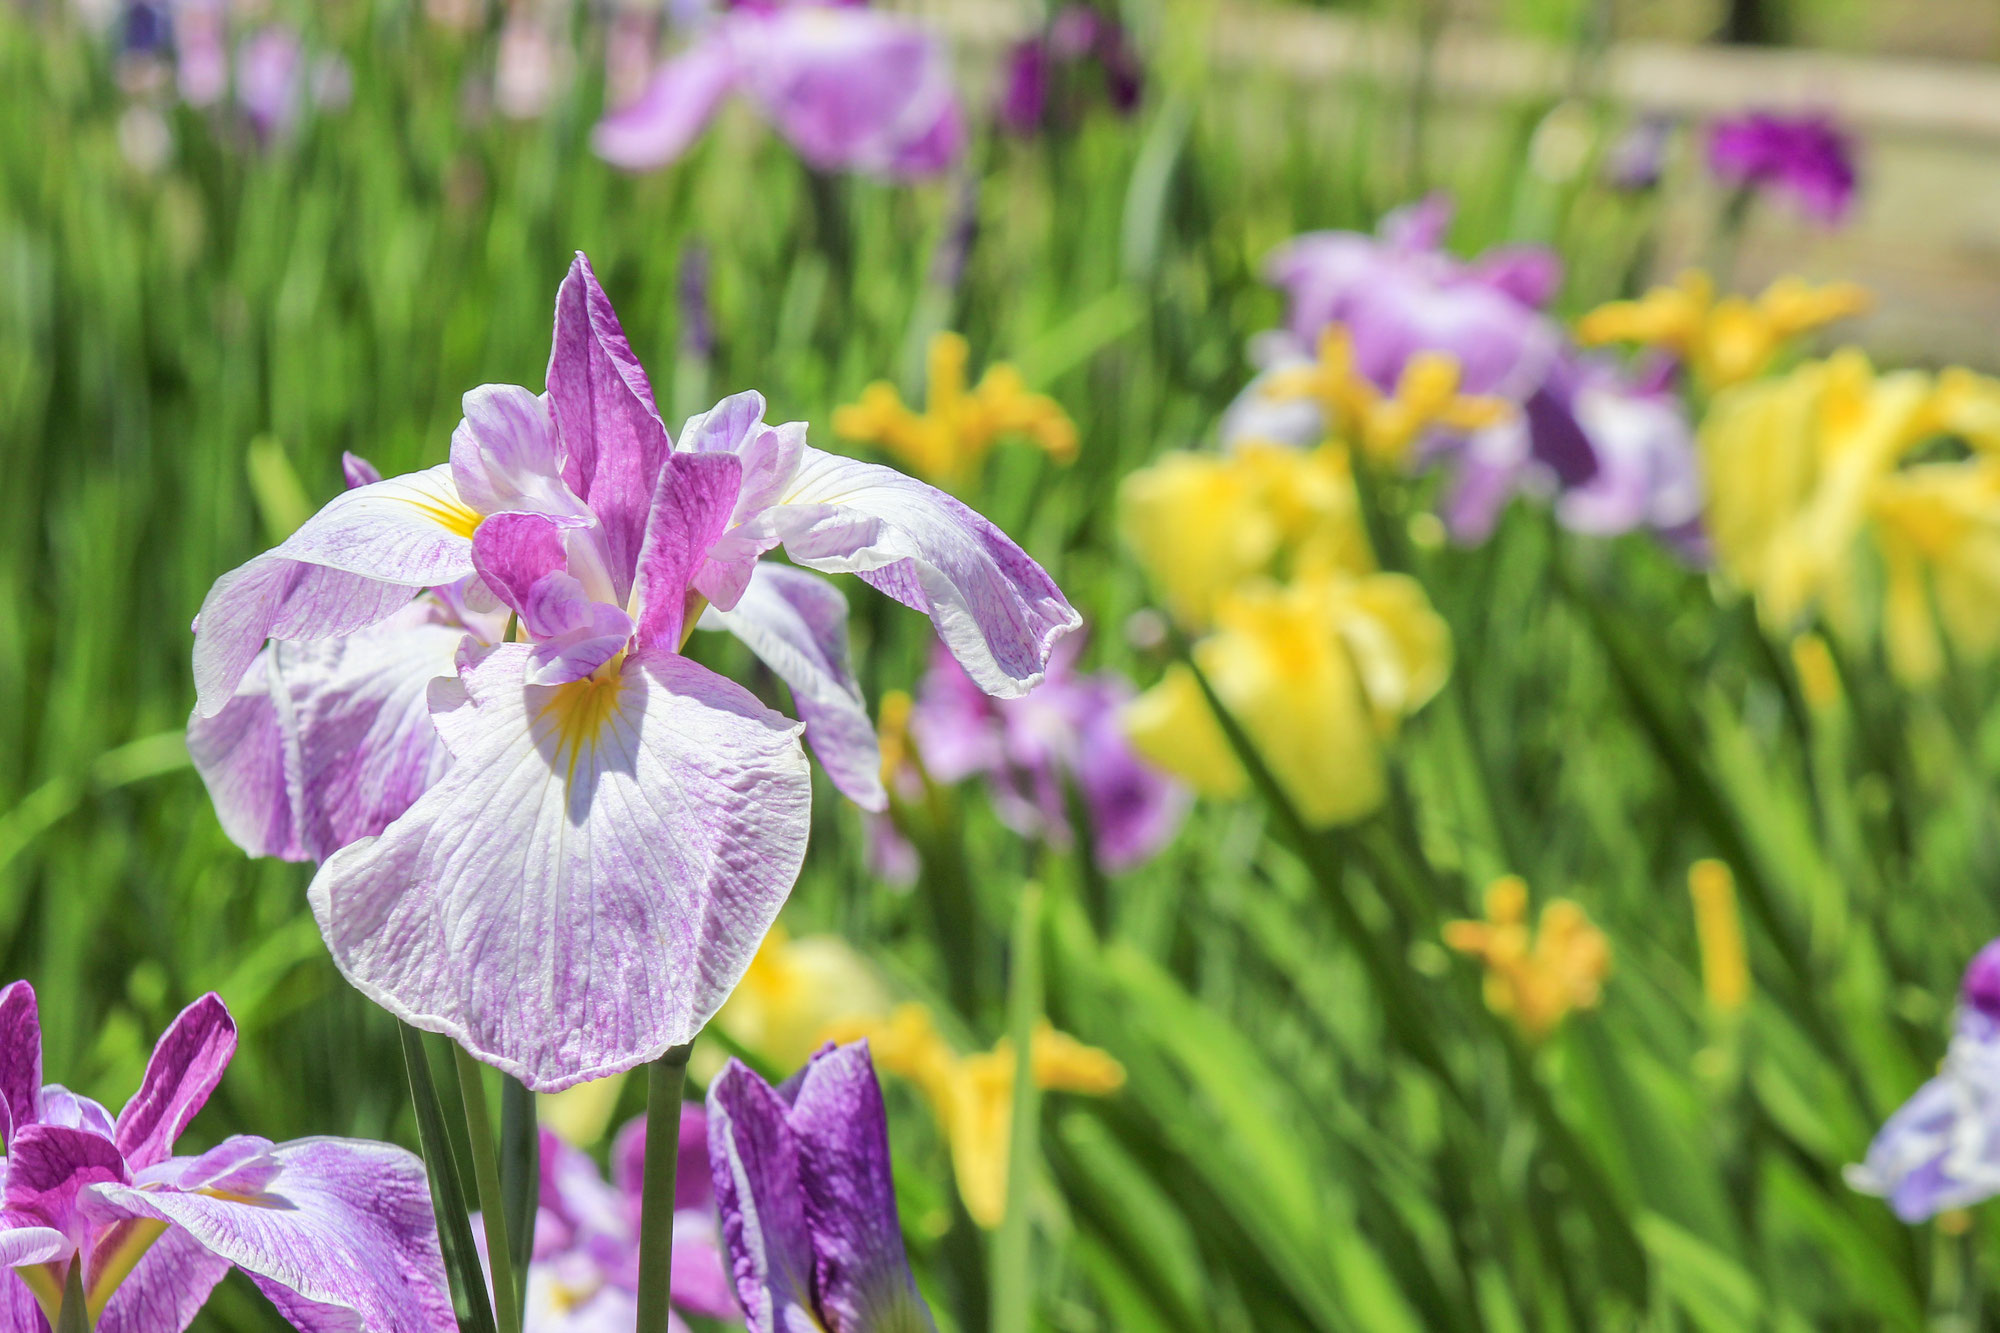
[7,0,2000,1329]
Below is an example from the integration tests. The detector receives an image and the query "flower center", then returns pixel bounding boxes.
[540,659,627,778]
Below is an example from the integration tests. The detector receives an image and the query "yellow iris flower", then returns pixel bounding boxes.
[1261,326,1512,465]
[711,924,893,1073]
[1577,271,1868,390]
[1701,349,2000,684]
[827,1004,1125,1228]
[833,332,1077,487]
[1122,572,1450,827]
[1443,877,1610,1042]
[1117,441,1371,631]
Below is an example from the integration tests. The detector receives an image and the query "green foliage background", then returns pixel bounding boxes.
[3,3,1998,1330]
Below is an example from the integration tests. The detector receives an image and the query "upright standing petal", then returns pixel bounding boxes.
[698,565,885,811]
[548,256,675,601]
[4,1125,129,1246]
[192,466,480,716]
[789,1044,935,1333]
[632,452,743,651]
[310,645,810,1091]
[92,1137,455,1333]
[744,449,1079,697]
[0,980,42,1147]
[115,994,236,1172]
[706,1061,819,1333]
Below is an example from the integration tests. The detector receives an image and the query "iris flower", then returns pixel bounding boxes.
[1442,877,1611,1042]
[713,925,892,1075]
[1578,270,1868,391]
[707,1042,936,1332]
[996,6,1143,137]
[188,253,1078,1091]
[833,333,1077,489]
[892,636,1188,874]
[592,0,964,179]
[1698,350,2000,684]
[1123,573,1451,829]
[1850,940,2000,1222]
[825,1005,1123,1229]
[483,1115,735,1333]
[0,982,453,1333]
[1707,111,1858,226]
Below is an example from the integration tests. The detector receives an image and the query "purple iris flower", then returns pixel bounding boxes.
[708,1042,935,1333]
[592,0,964,179]
[1707,111,1857,225]
[996,6,1142,137]
[1850,941,2000,1222]
[906,636,1188,872]
[1440,352,1705,554]
[186,253,1077,1092]
[480,1114,734,1333]
[0,982,453,1333]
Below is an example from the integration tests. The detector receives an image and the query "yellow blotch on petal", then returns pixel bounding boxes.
[833,1004,1124,1229]
[538,663,627,779]
[1578,270,1868,390]
[1688,860,1749,1017]
[1444,876,1610,1042]
[833,332,1077,488]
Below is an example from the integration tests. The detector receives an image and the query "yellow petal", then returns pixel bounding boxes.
[1121,665,1249,799]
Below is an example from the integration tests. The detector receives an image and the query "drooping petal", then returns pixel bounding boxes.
[1073,706,1190,874]
[548,255,674,603]
[310,645,810,1092]
[185,650,306,861]
[0,980,42,1148]
[115,994,235,1172]
[90,1136,455,1333]
[192,466,479,716]
[746,449,1079,697]
[631,451,742,651]
[3,1270,49,1333]
[705,1060,818,1333]
[95,1222,234,1333]
[591,33,739,172]
[268,610,470,862]
[699,564,884,811]
[789,1043,936,1333]
[0,1227,66,1268]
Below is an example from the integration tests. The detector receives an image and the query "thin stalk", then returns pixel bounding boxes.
[400,1024,498,1333]
[452,1046,520,1333]
[990,885,1046,1333]
[636,1043,694,1333]
[499,1076,538,1317]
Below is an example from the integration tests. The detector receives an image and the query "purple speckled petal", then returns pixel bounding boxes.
[91,1136,455,1333]
[192,465,478,716]
[341,453,382,490]
[186,649,306,861]
[268,608,469,863]
[3,1268,49,1333]
[591,33,739,171]
[699,564,884,811]
[631,451,742,652]
[548,255,674,604]
[472,513,571,624]
[36,1089,115,1140]
[0,1227,65,1268]
[4,1125,129,1247]
[755,448,1079,698]
[95,1223,234,1333]
[706,1059,818,1333]
[310,644,810,1091]
[789,1042,935,1333]
[116,994,235,1172]
[524,585,635,688]
[0,981,42,1147]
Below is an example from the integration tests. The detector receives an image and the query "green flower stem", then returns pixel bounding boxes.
[990,884,1046,1333]
[452,1045,520,1333]
[499,1076,538,1318]
[399,1025,497,1333]
[636,1043,694,1333]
